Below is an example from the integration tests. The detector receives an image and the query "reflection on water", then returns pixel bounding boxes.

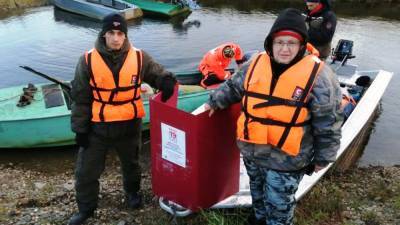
[53,6,201,36]
[53,7,103,31]
[171,19,201,34]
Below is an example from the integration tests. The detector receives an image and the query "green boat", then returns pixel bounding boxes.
[0,71,207,148]
[123,0,191,18]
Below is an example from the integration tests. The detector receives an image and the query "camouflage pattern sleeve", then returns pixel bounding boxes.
[308,64,344,167]
[207,62,250,110]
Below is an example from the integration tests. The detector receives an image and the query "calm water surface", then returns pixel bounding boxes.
[0,5,399,167]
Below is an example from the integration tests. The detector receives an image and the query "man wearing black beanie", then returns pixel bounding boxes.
[68,13,177,225]
[206,8,343,225]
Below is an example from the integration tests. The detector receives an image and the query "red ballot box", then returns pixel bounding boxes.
[150,87,240,211]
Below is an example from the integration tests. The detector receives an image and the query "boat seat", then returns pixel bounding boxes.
[42,84,65,108]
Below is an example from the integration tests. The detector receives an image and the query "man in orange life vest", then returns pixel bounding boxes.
[69,13,176,225]
[205,9,343,225]
[198,42,245,87]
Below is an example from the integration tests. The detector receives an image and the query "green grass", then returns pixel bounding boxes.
[361,211,380,225]
[0,206,8,224]
[295,183,344,225]
[366,178,394,202]
[199,209,249,225]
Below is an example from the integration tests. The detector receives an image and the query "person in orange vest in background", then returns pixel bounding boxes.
[198,42,245,87]
[68,13,176,225]
[205,8,343,225]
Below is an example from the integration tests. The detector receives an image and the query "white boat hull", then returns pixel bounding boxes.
[158,64,393,215]
[213,67,393,208]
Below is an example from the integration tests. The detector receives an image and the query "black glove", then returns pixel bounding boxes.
[159,75,177,102]
[202,73,222,87]
[75,133,89,148]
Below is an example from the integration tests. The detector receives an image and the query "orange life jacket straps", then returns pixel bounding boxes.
[85,48,145,122]
[86,51,103,103]
[241,53,321,148]
[242,53,263,140]
[132,49,143,101]
[276,60,320,148]
[87,50,143,104]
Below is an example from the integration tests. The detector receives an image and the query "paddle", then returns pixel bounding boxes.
[20,66,71,91]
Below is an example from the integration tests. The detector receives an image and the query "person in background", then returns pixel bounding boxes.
[68,13,176,225]
[198,42,245,88]
[205,8,343,225]
[304,0,336,60]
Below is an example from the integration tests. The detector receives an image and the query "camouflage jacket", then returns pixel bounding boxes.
[208,54,344,171]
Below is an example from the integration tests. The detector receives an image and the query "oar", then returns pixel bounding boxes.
[20,66,71,91]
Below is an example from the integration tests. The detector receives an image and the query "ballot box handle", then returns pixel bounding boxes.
[159,197,192,217]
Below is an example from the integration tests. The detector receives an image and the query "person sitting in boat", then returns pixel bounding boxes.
[340,75,371,121]
[341,90,357,121]
[198,42,245,88]
[68,13,176,225]
[304,0,337,60]
[205,8,343,225]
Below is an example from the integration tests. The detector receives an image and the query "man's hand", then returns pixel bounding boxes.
[224,71,232,80]
[204,103,215,117]
[314,165,326,173]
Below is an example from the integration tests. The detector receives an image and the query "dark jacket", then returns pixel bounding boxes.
[71,34,173,138]
[305,0,337,47]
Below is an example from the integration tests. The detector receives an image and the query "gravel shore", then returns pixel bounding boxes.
[0,149,399,225]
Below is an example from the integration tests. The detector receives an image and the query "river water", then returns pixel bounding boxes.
[0,3,399,167]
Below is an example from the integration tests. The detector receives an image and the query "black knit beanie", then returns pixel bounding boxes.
[101,13,128,36]
[264,8,308,56]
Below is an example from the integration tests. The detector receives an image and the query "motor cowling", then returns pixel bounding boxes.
[332,39,355,64]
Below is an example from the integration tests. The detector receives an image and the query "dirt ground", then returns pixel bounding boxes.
[0,145,399,225]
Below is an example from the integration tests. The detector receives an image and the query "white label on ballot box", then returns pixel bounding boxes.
[161,123,186,168]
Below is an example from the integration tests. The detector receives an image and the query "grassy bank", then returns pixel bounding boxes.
[0,0,47,11]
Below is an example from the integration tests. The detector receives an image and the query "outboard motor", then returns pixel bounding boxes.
[331,39,355,65]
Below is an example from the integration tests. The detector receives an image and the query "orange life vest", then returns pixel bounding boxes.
[237,51,323,156]
[198,42,243,81]
[341,94,356,109]
[85,47,145,122]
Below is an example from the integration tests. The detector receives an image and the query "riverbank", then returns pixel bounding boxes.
[0,152,399,225]
[0,0,47,11]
